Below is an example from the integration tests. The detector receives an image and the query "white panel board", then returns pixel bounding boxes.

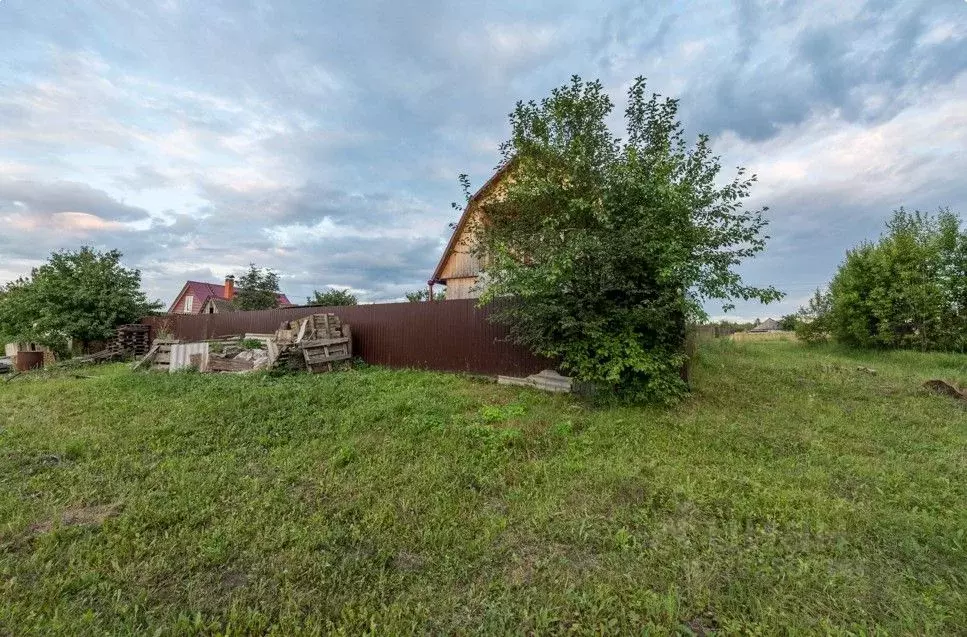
[169,342,209,372]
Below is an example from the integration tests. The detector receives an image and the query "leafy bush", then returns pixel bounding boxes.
[474,76,782,403]
[405,288,444,302]
[778,314,798,331]
[309,288,358,306]
[801,208,967,351]
[795,290,832,344]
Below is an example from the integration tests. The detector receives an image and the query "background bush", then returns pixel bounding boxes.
[798,208,967,351]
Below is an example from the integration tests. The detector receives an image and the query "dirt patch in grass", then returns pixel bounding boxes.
[686,610,720,635]
[502,541,601,588]
[30,503,120,534]
[391,550,426,573]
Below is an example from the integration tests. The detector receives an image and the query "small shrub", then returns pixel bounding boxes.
[552,420,574,436]
[479,404,526,424]
[331,446,357,468]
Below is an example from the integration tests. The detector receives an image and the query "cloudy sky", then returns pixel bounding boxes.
[1,0,965,318]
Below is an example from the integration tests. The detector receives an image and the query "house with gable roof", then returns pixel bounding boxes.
[167,276,292,314]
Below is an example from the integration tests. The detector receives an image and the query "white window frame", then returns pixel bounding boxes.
[184,295,194,313]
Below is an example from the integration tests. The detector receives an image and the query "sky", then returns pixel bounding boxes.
[1,0,965,319]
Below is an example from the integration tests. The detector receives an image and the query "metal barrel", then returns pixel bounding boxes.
[14,351,44,371]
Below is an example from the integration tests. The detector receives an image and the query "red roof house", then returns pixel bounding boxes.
[167,276,292,314]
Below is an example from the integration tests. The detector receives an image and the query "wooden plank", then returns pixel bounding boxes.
[266,339,279,368]
[301,337,350,348]
[295,318,308,343]
[303,342,349,355]
[304,351,351,364]
[131,344,159,371]
[207,357,254,372]
[302,347,312,369]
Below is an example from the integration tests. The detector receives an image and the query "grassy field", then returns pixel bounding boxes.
[1,342,965,635]
[729,330,798,343]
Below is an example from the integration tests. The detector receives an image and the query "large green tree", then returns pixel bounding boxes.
[0,247,161,350]
[232,265,282,311]
[474,76,782,402]
[309,287,358,306]
[799,208,967,351]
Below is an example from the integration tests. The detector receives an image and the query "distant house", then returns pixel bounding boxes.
[749,318,781,333]
[168,276,292,314]
[430,161,515,300]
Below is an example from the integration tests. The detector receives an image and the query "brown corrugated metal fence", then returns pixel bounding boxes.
[141,299,552,376]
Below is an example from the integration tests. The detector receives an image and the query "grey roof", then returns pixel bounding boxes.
[202,297,236,313]
[749,318,781,332]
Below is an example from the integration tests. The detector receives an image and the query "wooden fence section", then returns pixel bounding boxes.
[141,299,553,377]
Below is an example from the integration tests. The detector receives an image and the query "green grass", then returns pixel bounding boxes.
[1,342,965,635]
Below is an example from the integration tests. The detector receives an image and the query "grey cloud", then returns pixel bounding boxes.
[595,2,677,72]
[194,176,439,229]
[684,0,967,141]
[0,177,151,221]
[284,235,445,300]
[733,0,760,65]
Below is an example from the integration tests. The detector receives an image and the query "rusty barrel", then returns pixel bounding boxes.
[15,351,44,371]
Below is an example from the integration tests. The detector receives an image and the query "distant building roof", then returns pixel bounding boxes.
[749,318,781,332]
[201,297,236,313]
[168,280,291,314]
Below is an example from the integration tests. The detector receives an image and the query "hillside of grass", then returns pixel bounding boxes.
[1,342,965,635]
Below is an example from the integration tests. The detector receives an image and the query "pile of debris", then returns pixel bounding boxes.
[132,314,352,375]
[200,336,274,373]
[135,336,275,373]
[274,313,352,373]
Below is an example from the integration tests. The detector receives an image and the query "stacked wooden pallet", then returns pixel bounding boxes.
[116,325,151,357]
[275,313,352,373]
[149,339,179,372]
[76,324,153,364]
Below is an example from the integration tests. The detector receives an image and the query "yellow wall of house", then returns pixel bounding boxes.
[437,166,515,299]
[439,208,484,280]
[444,277,481,300]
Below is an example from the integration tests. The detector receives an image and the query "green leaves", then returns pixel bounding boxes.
[806,207,967,351]
[404,288,444,302]
[309,288,358,306]
[232,265,281,311]
[0,247,161,349]
[476,76,781,402]
[807,208,967,351]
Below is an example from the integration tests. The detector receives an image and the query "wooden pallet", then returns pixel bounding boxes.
[301,337,351,373]
[148,340,178,372]
[308,313,344,339]
[272,313,352,373]
[116,324,151,357]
